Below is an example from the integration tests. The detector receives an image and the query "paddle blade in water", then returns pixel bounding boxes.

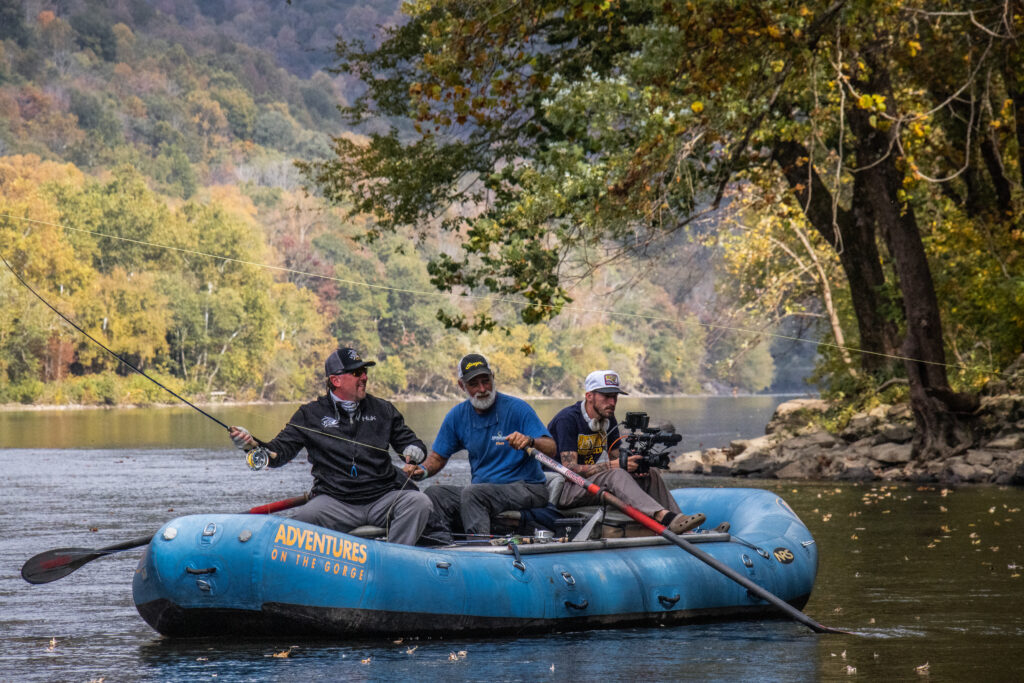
[22,548,99,584]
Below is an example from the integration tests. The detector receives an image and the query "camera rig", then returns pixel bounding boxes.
[617,411,683,474]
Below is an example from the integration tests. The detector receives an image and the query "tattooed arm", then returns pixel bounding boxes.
[560,450,618,477]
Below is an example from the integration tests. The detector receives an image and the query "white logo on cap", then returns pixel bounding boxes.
[348,349,360,361]
[604,373,619,387]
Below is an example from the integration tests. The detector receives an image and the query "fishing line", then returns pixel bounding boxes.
[0,212,999,377]
[285,423,428,541]
[287,423,390,453]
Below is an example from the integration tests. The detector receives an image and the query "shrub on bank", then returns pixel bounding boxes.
[19,372,194,407]
[0,379,46,404]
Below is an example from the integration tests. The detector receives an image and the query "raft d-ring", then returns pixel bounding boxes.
[560,571,576,586]
[202,522,217,537]
[508,543,526,572]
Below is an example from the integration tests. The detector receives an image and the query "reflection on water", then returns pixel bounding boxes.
[3,397,1024,681]
[133,625,822,682]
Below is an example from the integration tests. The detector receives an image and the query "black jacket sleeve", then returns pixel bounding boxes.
[264,406,311,468]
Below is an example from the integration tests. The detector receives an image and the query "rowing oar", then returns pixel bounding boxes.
[527,449,846,635]
[21,494,308,585]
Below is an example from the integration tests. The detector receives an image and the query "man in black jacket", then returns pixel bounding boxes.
[229,347,432,545]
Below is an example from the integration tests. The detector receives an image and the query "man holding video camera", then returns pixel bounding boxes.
[546,370,704,534]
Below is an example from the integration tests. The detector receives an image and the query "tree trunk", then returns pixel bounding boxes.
[848,55,978,461]
[772,140,900,374]
[1003,55,1024,193]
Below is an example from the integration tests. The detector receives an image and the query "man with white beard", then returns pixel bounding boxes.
[404,353,557,538]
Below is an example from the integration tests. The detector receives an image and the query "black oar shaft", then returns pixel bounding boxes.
[527,448,844,635]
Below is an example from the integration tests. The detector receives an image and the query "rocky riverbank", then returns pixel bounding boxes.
[669,395,1024,486]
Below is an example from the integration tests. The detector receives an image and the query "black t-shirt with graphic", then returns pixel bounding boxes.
[547,401,621,465]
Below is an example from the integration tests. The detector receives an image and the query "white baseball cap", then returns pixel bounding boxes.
[584,370,629,395]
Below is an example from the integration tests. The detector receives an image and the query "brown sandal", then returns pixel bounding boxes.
[664,512,705,534]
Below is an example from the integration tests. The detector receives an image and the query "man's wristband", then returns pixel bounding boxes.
[417,464,429,479]
[527,436,535,449]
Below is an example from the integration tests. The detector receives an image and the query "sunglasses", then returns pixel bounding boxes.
[344,367,369,377]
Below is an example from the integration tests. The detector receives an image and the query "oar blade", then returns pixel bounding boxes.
[21,495,305,585]
[21,547,99,585]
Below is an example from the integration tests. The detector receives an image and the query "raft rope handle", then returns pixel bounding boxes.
[508,542,526,572]
[728,533,771,559]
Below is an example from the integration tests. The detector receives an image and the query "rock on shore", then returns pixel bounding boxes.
[668,396,1024,486]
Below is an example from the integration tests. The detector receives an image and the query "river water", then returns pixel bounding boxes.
[2,396,1023,681]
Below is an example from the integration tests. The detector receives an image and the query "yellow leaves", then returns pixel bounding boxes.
[770,59,785,73]
[767,25,784,39]
[908,121,931,139]
[1001,98,1015,118]
[907,40,921,57]
[690,101,704,114]
[856,94,887,112]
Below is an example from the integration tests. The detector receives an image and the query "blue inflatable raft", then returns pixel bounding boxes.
[133,487,818,637]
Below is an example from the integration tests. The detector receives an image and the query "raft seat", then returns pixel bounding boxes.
[493,472,566,528]
[557,506,638,540]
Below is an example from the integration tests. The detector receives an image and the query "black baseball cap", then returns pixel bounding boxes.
[325,348,377,376]
[458,353,492,382]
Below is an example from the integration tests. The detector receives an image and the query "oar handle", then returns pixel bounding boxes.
[247,494,308,515]
[526,448,846,635]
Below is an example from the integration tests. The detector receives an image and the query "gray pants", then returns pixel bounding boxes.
[557,467,681,517]
[425,481,549,536]
[290,490,432,546]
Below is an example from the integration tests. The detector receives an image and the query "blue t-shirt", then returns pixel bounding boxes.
[547,401,621,465]
[432,393,550,484]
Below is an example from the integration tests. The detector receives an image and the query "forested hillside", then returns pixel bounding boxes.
[0,0,809,406]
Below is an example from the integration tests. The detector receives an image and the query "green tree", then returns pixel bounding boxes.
[55,167,185,274]
[310,0,1024,460]
[211,86,257,139]
[73,269,170,374]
